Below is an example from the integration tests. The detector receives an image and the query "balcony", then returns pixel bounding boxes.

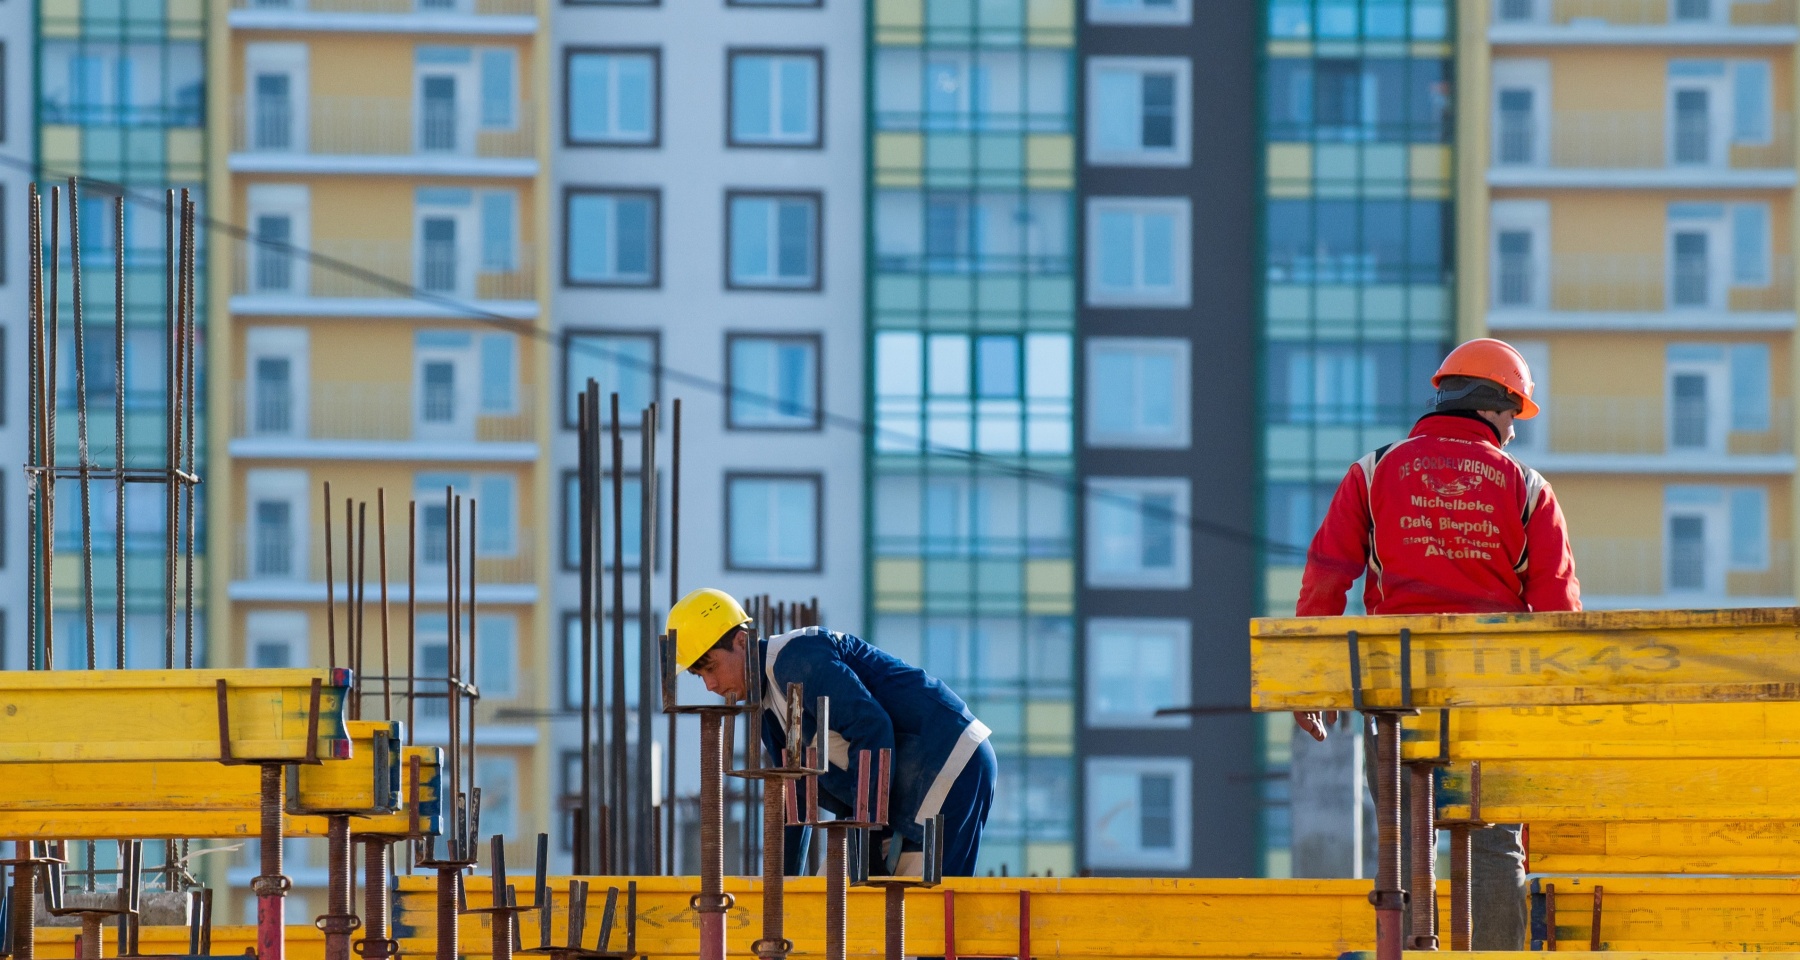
[1572,536,1792,606]
[230,527,537,595]
[228,0,535,34]
[231,240,537,318]
[1519,395,1794,472]
[231,96,535,176]
[1490,253,1794,330]
[1492,0,1798,43]
[230,381,537,460]
[1492,110,1795,188]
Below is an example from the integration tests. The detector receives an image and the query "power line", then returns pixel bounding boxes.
[0,156,1319,561]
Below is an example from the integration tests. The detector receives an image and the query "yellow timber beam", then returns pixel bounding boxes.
[0,736,442,840]
[32,925,325,960]
[1341,954,1800,960]
[395,876,1445,959]
[1531,820,1800,875]
[1437,757,1800,822]
[0,668,353,762]
[1401,703,1800,760]
[1531,876,1800,951]
[1251,607,1800,710]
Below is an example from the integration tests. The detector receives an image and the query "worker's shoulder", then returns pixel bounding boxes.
[766,626,853,668]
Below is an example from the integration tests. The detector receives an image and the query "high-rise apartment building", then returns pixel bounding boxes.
[1259,0,1457,874]
[549,0,867,873]
[1075,0,1260,876]
[209,0,550,918]
[1476,0,1797,611]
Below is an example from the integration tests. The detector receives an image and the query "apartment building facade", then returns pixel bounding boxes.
[1477,0,1798,611]
[209,0,550,918]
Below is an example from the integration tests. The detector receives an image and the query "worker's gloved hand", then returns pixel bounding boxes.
[1293,710,1339,742]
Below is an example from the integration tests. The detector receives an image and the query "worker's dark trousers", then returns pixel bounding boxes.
[1364,721,1526,950]
[882,738,998,877]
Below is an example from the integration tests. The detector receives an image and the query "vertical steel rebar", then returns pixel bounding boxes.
[433,867,457,960]
[609,393,626,872]
[466,498,478,789]
[160,189,174,668]
[446,488,462,855]
[577,397,594,876]
[355,501,368,719]
[698,713,727,960]
[27,185,41,670]
[1408,763,1437,949]
[70,181,97,671]
[407,501,417,743]
[585,385,607,875]
[1373,715,1404,960]
[754,774,787,960]
[181,194,197,668]
[637,402,658,874]
[325,486,337,668]
[112,194,125,670]
[79,914,102,960]
[256,765,287,960]
[378,490,393,722]
[1448,824,1471,950]
[44,185,60,670]
[667,400,681,875]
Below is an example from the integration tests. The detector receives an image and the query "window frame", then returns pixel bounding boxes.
[1084,337,1191,449]
[564,0,659,7]
[1087,0,1191,24]
[1084,476,1191,589]
[723,189,824,292]
[1085,617,1192,728]
[724,471,824,573]
[725,48,826,150]
[563,46,662,148]
[560,327,662,430]
[562,185,662,288]
[728,0,823,8]
[1084,196,1192,307]
[559,467,657,571]
[1084,56,1192,167]
[725,332,825,431]
[1083,756,1193,870]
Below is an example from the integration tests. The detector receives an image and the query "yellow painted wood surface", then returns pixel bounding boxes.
[1532,876,1800,951]
[1402,703,1800,760]
[31,925,324,960]
[0,668,353,762]
[1343,954,1800,960]
[1438,757,1800,822]
[1532,820,1800,875]
[0,734,440,840]
[1251,607,1800,710]
[395,876,1410,959]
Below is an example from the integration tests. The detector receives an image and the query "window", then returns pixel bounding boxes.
[253,357,294,434]
[562,331,657,427]
[43,41,203,127]
[1266,198,1450,285]
[247,325,308,440]
[565,189,658,286]
[1087,58,1190,166]
[1085,757,1191,870]
[726,474,821,571]
[559,471,650,571]
[254,215,294,292]
[1266,56,1452,143]
[414,472,517,563]
[474,756,518,837]
[1735,61,1771,144]
[480,333,517,414]
[728,334,821,430]
[1088,0,1189,25]
[873,331,1073,456]
[480,192,518,274]
[1496,89,1533,165]
[1494,0,1540,21]
[566,49,658,146]
[727,192,821,290]
[253,500,293,577]
[731,0,822,7]
[1730,343,1771,432]
[1085,198,1190,306]
[247,612,307,670]
[477,614,518,699]
[1490,199,1548,310]
[1732,204,1770,287]
[480,49,517,129]
[476,474,517,556]
[247,184,310,298]
[1086,338,1189,448]
[1086,619,1190,727]
[728,51,822,147]
[874,48,1072,134]
[560,613,646,710]
[875,190,1073,276]
[245,469,307,582]
[1663,484,1764,595]
[1086,478,1189,589]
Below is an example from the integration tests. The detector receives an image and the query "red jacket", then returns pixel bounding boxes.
[1297,413,1582,617]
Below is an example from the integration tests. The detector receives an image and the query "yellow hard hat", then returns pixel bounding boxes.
[666,588,752,670]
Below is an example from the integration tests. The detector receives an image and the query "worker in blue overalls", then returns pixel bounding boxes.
[668,587,996,877]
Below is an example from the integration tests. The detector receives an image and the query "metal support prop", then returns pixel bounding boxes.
[1407,762,1437,950]
[322,816,359,960]
[255,764,290,960]
[11,843,37,960]
[1448,824,1471,950]
[1371,714,1404,960]
[695,713,731,960]
[356,839,397,959]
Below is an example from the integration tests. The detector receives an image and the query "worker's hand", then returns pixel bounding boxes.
[1293,711,1339,742]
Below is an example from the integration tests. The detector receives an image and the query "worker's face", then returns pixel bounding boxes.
[688,629,748,700]
[1478,408,1516,447]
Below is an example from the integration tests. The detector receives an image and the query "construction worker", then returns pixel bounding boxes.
[667,587,997,877]
[1293,338,1581,949]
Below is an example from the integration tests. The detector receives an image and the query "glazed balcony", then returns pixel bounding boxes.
[231,240,537,313]
[231,381,536,447]
[1492,0,1797,39]
[231,95,535,174]
[1494,110,1793,183]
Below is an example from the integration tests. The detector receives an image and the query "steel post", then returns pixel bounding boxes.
[1408,763,1437,949]
[1449,824,1471,950]
[696,712,728,960]
[435,868,458,960]
[883,886,905,960]
[79,915,101,960]
[1371,714,1404,960]
[823,829,847,960]
[255,765,289,960]
[358,840,396,959]
[323,816,356,960]
[752,779,788,960]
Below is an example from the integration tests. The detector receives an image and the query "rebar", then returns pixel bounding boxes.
[44,185,59,670]
[433,867,456,960]
[378,490,393,722]
[26,185,41,670]
[466,497,479,791]
[1448,824,1471,950]
[160,189,174,668]
[1372,715,1403,960]
[883,886,905,960]
[609,392,626,873]
[79,913,102,960]
[577,399,595,876]
[112,194,125,671]
[637,402,658,875]
[181,193,197,668]
[325,486,337,668]
[1408,763,1437,949]
[407,501,417,743]
[355,501,369,719]
[697,713,727,960]
[668,398,682,876]
[69,180,96,672]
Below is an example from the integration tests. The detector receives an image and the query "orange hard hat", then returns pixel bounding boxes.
[1432,338,1540,420]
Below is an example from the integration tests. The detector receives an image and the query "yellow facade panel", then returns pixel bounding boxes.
[1024,558,1073,614]
[1267,143,1310,184]
[40,127,80,169]
[1026,133,1074,175]
[1027,0,1076,37]
[1025,701,1074,755]
[876,132,923,172]
[873,557,924,612]
[874,0,924,29]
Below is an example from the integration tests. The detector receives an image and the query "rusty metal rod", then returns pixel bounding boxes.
[323,816,355,960]
[256,765,288,960]
[325,485,337,669]
[407,501,417,744]
[378,490,393,722]
[824,829,847,960]
[1409,763,1437,949]
[69,180,96,671]
[1373,715,1404,960]
[159,188,173,668]
[360,839,394,959]
[44,185,60,670]
[697,713,728,960]
[112,194,124,671]
[26,185,41,671]
[884,886,905,960]
[13,842,37,960]
[754,771,787,960]
[637,402,658,875]
[609,392,626,873]
[1448,824,1471,950]
[181,193,197,668]
[577,398,594,876]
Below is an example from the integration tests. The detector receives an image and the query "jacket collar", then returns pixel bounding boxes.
[1410,410,1504,447]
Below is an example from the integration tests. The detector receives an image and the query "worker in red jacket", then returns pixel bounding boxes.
[1293,338,1580,950]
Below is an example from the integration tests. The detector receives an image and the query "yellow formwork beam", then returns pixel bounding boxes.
[1532,876,1800,952]
[394,876,1427,959]
[1341,954,1800,960]
[32,925,325,960]
[0,668,354,762]
[1251,607,1800,710]
[1437,757,1800,822]
[1532,820,1800,875]
[1402,703,1800,760]
[0,729,442,840]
